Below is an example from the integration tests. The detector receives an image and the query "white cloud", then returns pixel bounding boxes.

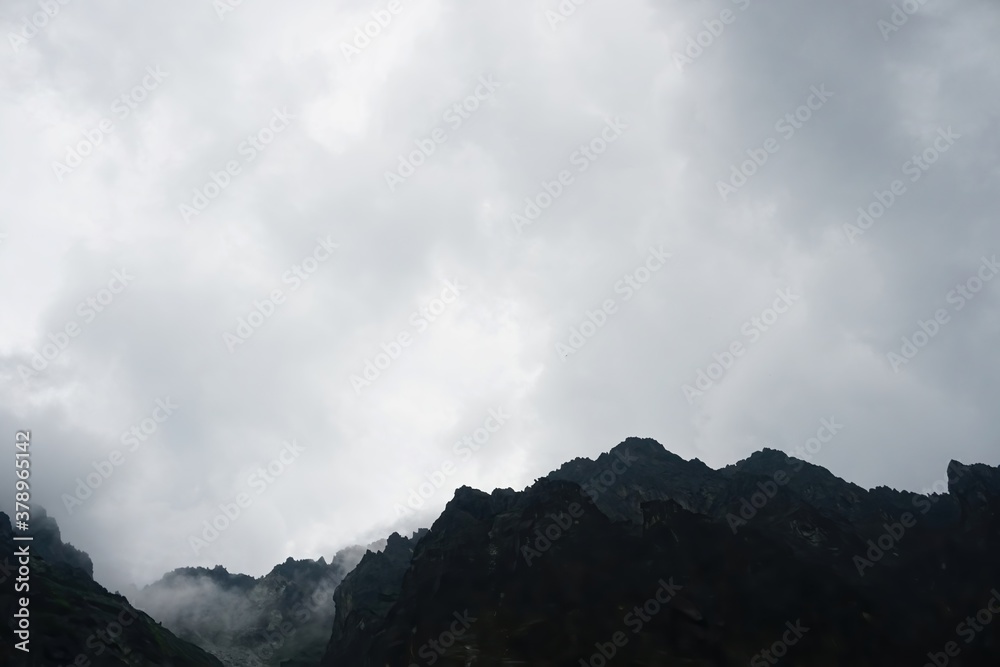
[1,0,998,591]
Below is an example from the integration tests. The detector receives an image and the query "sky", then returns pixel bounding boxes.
[1,0,998,592]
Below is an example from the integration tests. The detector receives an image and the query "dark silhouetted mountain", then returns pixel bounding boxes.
[319,437,1000,665]
[0,511,223,667]
[320,529,428,666]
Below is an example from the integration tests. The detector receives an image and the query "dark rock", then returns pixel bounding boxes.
[319,439,1000,665]
[0,511,223,667]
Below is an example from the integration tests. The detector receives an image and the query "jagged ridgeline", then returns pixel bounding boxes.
[3,438,999,665]
[320,438,1000,666]
[129,543,379,667]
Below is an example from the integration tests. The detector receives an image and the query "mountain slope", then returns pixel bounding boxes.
[320,437,1000,665]
[0,511,224,667]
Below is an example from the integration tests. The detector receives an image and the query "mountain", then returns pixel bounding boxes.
[23,506,95,580]
[0,510,224,667]
[12,438,996,665]
[131,541,383,666]
[319,437,1000,665]
[320,529,428,666]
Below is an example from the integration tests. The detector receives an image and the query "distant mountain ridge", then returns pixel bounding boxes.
[131,540,384,667]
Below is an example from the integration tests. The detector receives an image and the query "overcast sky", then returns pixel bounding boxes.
[2,0,998,592]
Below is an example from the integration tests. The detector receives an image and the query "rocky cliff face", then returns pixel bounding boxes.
[320,529,427,666]
[319,437,1000,665]
[0,511,224,667]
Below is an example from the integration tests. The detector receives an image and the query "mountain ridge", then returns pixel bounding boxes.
[319,436,1000,665]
